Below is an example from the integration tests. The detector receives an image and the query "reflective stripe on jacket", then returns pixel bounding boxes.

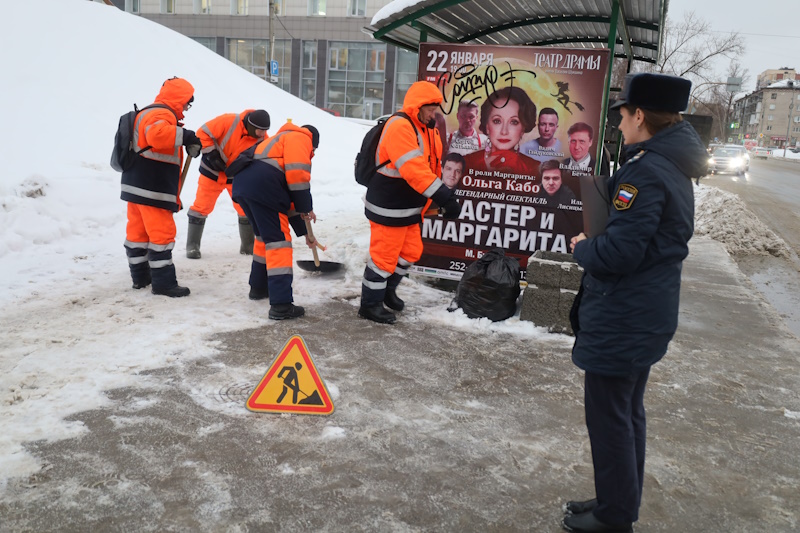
[365,81,452,227]
[121,77,194,212]
[198,109,259,184]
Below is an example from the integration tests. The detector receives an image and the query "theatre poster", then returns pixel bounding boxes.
[410,43,610,281]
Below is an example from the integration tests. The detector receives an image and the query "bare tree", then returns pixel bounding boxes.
[653,11,745,83]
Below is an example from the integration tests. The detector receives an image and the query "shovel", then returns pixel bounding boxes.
[296,219,343,273]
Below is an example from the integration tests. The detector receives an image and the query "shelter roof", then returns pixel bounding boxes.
[366,0,667,64]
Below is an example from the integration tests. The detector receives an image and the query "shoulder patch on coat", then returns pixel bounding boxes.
[613,183,639,210]
[626,149,647,164]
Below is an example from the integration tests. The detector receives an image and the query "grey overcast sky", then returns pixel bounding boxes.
[665,0,798,91]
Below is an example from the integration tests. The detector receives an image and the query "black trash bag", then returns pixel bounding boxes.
[455,249,521,322]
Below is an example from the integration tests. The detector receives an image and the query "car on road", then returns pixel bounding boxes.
[708,147,748,175]
[752,147,772,159]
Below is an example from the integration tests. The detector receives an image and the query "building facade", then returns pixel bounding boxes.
[732,78,800,149]
[756,68,797,90]
[107,0,420,119]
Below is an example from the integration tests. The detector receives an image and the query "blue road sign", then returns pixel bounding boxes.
[270,60,279,77]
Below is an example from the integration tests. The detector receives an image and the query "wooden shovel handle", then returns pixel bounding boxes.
[304,219,320,267]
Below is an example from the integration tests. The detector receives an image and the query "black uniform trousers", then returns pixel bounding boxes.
[584,367,650,526]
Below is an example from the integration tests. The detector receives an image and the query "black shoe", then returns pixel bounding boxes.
[152,285,191,298]
[269,304,305,320]
[358,304,396,324]
[563,499,598,515]
[132,278,151,290]
[249,287,269,300]
[561,511,632,533]
[383,288,405,312]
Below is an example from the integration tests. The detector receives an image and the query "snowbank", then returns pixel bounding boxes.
[694,186,792,258]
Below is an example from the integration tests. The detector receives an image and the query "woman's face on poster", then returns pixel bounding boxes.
[486,99,523,152]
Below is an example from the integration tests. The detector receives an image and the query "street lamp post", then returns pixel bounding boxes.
[784,80,795,151]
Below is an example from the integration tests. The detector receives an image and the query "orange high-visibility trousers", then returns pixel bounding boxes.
[188,176,246,218]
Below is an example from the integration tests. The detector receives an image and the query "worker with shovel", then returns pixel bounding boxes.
[185,109,270,259]
[230,122,320,320]
[120,77,201,298]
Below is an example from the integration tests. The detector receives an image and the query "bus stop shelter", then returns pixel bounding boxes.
[364,0,668,172]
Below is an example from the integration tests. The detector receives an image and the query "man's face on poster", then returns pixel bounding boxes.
[442,160,464,188]
[541,169,563,196]
[457,105,479,136]
[569,130,592,161]
[537,113,559,144]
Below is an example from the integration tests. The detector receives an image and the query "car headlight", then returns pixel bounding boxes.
[709,158,716,165]
[729,157,743,167]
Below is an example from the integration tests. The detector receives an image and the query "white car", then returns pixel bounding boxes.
[752,147,771,159]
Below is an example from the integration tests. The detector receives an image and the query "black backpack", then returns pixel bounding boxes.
[354,112,417,186]
[110,104,175,172]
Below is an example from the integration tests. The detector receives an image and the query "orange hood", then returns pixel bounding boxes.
[154,77,194,120]
[401,81,444,126]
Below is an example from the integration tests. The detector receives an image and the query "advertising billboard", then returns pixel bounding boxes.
[412,43,610,280]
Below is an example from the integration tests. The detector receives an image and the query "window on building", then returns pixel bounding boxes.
[769,104,776,110]
[301,41,318,105]
[193,0,211,14]
[232,0,248,15]
[268,39,293,92]
[794,127,800,133]
[348,0,366,16]
[273,0,283,15]
[327,41,386,119]
[126,0,140,13]
[308,0,326,16]
[766,126,773,131]
[192,37,216,52]
[771,93,777,100]
[161,0,175,14]
[794,116,800,123]
[227,38,267,81]
[394,49,418,111]
[768,115,774,121]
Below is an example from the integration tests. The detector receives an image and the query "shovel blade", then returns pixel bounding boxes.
[296,260,343,273]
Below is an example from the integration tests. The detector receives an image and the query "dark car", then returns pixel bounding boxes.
[708,147,747,175]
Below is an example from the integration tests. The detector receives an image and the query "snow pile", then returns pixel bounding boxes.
[771,149,800,160]
[694,186,791,258]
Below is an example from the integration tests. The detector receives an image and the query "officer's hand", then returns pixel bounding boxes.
[570,233,587,253]
[204,149,226,172]
[440,198,461,219]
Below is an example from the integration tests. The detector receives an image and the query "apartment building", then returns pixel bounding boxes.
[756,67,797,90]
[105,0,419,119]
[732,77,800,148]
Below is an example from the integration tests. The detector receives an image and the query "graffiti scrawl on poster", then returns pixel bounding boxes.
[412,43,610,281]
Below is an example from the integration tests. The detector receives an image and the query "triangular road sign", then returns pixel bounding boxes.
[246,335,334,415]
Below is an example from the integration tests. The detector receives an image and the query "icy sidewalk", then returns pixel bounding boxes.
[1,237,799,532]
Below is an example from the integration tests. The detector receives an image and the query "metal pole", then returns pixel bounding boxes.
[784,81,795,151]
[595,0,619,176]
[269,0,276,84]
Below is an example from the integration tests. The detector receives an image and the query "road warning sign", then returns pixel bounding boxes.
[246,335,334,415]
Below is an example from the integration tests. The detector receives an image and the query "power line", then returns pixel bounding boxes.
[710,30,800,39]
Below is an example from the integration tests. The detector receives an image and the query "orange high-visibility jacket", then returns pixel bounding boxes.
[250,122,314,213]
[197,110,259,184]
[121,77,194,212]
[365,81,452,227]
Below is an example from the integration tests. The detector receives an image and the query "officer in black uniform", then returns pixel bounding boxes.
[562,73,709,533]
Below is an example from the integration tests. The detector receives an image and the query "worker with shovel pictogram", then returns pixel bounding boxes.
[276,362,323,405]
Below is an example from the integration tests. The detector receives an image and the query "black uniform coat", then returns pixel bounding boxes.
[571,121,708,376]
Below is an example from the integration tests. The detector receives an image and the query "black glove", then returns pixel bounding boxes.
[203,149,226,172]
[441,198,461,219]
[183,129,202,158]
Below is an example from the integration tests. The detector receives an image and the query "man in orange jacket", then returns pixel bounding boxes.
[229,122,320,320]
[360,81,461,324]
[121,77,202,298]
[185,109,270,259]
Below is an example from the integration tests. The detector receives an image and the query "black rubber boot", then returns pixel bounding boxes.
[132,274,151,290]
[152,285,191,298]
[186,216,205,259]
[383,287,405,311]
[249,286,269,300]
[563,499,598,515]
[561,511,632,533]
[358,303,396,324]
[238,217,254,255]
[269,303,305,320]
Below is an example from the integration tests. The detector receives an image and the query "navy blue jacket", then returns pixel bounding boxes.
[572,121,708,376]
